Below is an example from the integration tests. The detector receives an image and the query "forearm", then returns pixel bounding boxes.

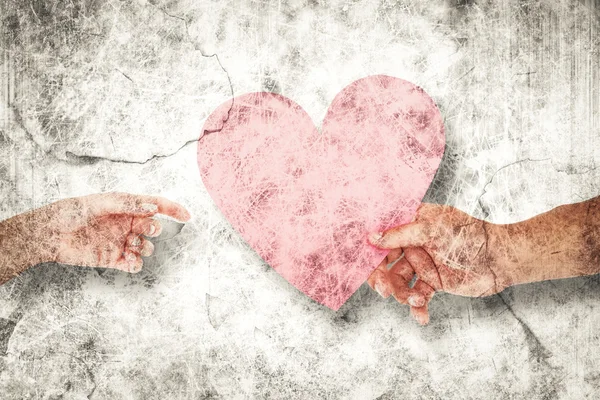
[0,211,49,284]
[491,196,600,286]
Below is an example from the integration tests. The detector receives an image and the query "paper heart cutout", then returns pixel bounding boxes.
[198,75,445,310]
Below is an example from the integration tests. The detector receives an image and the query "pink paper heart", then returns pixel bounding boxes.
[198,75,445,310]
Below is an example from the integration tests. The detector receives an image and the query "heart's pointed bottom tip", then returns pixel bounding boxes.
[318,299,346,312]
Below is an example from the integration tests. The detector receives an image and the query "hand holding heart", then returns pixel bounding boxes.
[367,203,512,325]
[201,73,600,323]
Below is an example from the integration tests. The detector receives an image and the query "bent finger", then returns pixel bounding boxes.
[139,240,155,257]
[366,258,386,289]
[113,251,143,273]
[390,279,426,307]
[368,259,394,298]
[389,257,415,282]
[410,304,430,326]
[126,234,155,257]
[387,258,426,306]
[385,260,423,306]
[126,233,143,253]
[413,279,436,302]
[409,280,436,325]
[132,217,162,237]
[385,248,403,267]
[403,247,443,290]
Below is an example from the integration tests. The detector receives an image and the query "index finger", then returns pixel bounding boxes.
[140,195,191,222]
[367,259,394,298]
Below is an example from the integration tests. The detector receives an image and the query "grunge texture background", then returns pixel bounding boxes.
[1,0,599,398]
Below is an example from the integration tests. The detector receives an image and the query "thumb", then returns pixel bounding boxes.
[368,221,429,249]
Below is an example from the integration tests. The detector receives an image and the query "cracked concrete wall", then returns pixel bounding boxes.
[0,0,599,398]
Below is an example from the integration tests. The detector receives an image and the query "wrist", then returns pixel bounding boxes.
[11,211,56,266]
[0,214,45,284]
[482,221,523,288]
[486,222,531,286]
[488,220,559,286]
[487,203,596,286]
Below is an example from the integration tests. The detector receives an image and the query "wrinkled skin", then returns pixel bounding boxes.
[0,193,190,283]
[367,203,509,325]
[368,197,600,325]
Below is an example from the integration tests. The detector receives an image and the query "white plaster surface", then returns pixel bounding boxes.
[0,0,599,398]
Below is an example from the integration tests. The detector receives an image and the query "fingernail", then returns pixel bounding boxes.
[131,237,141,246]
[141,242,154,257]
[140,203,158,213]
[369,232,383,244]
[408,295,425,307]
[125,253,136,262]
[148,224,156,235]
[374,282,387,297]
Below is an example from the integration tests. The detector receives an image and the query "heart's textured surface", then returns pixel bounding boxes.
[198,75,445,310]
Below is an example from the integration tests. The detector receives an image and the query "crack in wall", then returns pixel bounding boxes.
[63,3,238,164]
[476,219,502,297]
[497,293,554,367]
[475,158,558,366]
[151,3,235,141]
[475,158,549,292]
[476,158,552,220]
[7,3,236,166]
[65,137,199,165]
[0,317,17,356]
[10,106,51,158]
[12,104,201,166]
